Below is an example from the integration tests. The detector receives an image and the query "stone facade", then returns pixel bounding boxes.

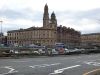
[81,33,100,48]
[57,26,81,48]
[7,28,57,46]
[7,4,81,48]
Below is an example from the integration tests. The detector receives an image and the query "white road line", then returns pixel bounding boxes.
[84,61,100,66]
[5,66,18,73]
[49,65,81,75]
[0,66,18,75]
[30,63,61,68]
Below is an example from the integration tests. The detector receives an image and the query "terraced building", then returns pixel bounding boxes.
[7,4,81,48]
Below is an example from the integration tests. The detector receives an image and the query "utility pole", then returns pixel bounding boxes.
[0,20,3,35]
[0,20,3,45]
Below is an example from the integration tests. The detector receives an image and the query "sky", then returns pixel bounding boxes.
[0,0,100,34]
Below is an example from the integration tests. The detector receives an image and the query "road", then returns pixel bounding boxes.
[0,54,100,75]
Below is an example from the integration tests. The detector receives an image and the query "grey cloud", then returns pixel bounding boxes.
[0,9,24,19]
[3,24,31,33]
[2,24,20,33]
[56,8,100,22]
[56,8,100,33]
[1,7,100,22]
[81,27,100,34]
[1,7,100,34]
[0,8,43,21]
[75,8,100,21]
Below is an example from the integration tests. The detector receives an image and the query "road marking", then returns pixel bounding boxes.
[83,68,100,75]
[49,65,81,75]
[84,61,100,66]
[30,63,61,68]
[0,66,18,75]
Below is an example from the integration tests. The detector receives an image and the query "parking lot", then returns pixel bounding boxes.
[0,54,100,75]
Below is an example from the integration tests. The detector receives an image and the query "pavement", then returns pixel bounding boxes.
[0,54,100,75]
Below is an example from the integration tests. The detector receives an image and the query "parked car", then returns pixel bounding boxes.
[52,49,58,55]
[68,48,82,54]
[38,49,45,55]
[33,50,40,55]
[64,48,70,54]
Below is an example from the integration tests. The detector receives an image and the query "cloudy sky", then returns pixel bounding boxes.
[0,0,100,34]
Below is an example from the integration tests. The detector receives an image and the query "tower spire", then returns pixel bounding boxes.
[43,4,49,28]
[51,11,57,24]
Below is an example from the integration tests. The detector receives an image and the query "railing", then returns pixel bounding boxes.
[0,47,100,57]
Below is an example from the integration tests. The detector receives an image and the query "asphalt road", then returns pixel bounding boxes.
[0,54,100,75]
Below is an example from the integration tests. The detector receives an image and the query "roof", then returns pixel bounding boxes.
[7,27,55,33]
